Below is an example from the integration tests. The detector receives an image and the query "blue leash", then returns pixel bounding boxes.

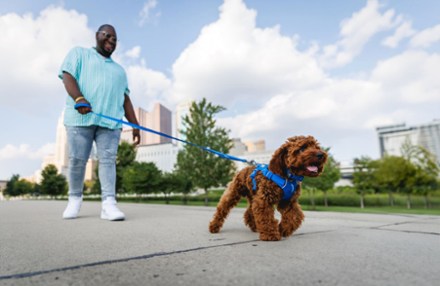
[74,103,253,164]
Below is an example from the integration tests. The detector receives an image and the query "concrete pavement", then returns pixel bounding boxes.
[0,200,439,286]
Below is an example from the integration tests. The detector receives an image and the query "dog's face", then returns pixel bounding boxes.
[269,136,328,177]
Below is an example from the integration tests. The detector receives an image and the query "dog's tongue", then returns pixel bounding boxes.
[307,166,318,172]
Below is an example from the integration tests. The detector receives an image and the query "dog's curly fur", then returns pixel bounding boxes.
[209,136,328,241]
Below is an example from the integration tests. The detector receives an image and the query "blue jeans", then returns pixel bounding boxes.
[66,126,121,200]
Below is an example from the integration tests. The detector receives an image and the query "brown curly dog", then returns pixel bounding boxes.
[209,136,328,241]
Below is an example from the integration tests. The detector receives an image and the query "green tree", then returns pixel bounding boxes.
[91,165,101,195]
[116,141,137,192]
[303,150,340,207]
[4,174,21,197]
[175,98,235,205]
[352,156,377,208]
[40,164,68,197]
[122,162,162,196]
[375,156,416,209]
[402,143,440,208]
[14,179,34,197]
[161,172,194,204]
[4,174,34,197]
[92,141,137,194]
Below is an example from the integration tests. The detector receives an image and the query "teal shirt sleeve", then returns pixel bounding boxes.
[58,47,82,80]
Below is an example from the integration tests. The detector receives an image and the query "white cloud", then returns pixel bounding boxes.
[319,0,398,68]
[139,0,160,26]
[0,143,54,179]
[126,64,172,110]
[171,0,324,110]
[0,143,54,160]
[382,21,415,48]
[125,46,141,59]
[0,6,94,114]
[371,50,440,103]
[410,24,440,48]
[171,0,440,160]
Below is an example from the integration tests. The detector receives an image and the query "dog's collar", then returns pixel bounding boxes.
[250,164,304,201]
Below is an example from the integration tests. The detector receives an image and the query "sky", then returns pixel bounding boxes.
[0,0,439,180]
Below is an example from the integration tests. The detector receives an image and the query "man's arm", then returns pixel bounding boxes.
[123,94,141,145]
[62,71,92,114]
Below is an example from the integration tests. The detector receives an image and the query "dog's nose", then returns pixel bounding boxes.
[317,152,325,160]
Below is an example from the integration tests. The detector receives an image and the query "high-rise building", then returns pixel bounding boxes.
[175,101,192,147]
[136,143,179,173]
[54,112,69,175]
[377,120,440,164]
[147,103,172,145]
[121,103,172,145]
[243,140,266,153]
[38,111,96,183]
[230,138,272,170]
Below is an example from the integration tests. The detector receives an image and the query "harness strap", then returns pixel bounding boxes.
[250,164,304,201]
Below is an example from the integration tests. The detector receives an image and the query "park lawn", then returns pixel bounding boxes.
[124,198,440,216]
[301,205,440,215]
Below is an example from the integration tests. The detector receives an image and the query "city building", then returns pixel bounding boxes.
[50,112,69,176]
[230,138,272,170]
[121,103,172,145]
[175,101,192,147]
[38,111,97,183]
[377,120,440,164]
[243,140,266,153]
[336,161,354,187]
[136,143,179,173]
[0,180,7,200]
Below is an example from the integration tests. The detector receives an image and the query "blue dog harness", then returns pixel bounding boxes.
[250,164,304,201]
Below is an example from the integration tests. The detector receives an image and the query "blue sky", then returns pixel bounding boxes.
[0,0,439,180]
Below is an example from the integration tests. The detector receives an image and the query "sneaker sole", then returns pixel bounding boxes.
[62,215,78,219]
[100,212,125,221]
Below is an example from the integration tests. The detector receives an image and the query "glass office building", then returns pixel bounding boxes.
[377,120,440,164]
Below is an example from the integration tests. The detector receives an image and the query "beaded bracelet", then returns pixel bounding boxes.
[74,96,85,103]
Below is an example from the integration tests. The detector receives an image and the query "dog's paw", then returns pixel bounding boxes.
[259,232,282,241]
[279,225,294,237]
[209,222,221,233]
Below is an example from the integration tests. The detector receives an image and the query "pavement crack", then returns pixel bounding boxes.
[0,230,332,281]
[370,221,440,236]
[0,239,259,281]
[371,227,440,236]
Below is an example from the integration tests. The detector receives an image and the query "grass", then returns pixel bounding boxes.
[301,205,440,216]
[118,198,440,216]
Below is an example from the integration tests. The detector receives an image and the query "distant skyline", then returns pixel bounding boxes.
[1,0,439,179]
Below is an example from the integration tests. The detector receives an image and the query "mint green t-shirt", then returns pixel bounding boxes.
[59,47,129,129]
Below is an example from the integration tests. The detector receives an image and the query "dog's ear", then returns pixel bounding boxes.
[287,136,306,143]
[269,145,287,175]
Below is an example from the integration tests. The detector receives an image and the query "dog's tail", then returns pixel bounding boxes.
[209,179,243,233]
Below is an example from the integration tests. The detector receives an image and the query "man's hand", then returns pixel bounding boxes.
[76,97,92,115]
[76,98,92,114]
[132,129,141,146]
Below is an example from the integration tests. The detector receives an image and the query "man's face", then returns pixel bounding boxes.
[96,27,117,57]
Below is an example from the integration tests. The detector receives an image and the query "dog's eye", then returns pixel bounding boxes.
[295,145,307,154]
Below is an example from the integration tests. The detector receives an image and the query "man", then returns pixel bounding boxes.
[59,24,140,221]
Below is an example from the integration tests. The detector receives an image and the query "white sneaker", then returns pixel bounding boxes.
[62,196,83,219]
[101,197,125,221]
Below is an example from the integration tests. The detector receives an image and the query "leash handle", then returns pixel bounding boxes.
[74,103,92,110]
